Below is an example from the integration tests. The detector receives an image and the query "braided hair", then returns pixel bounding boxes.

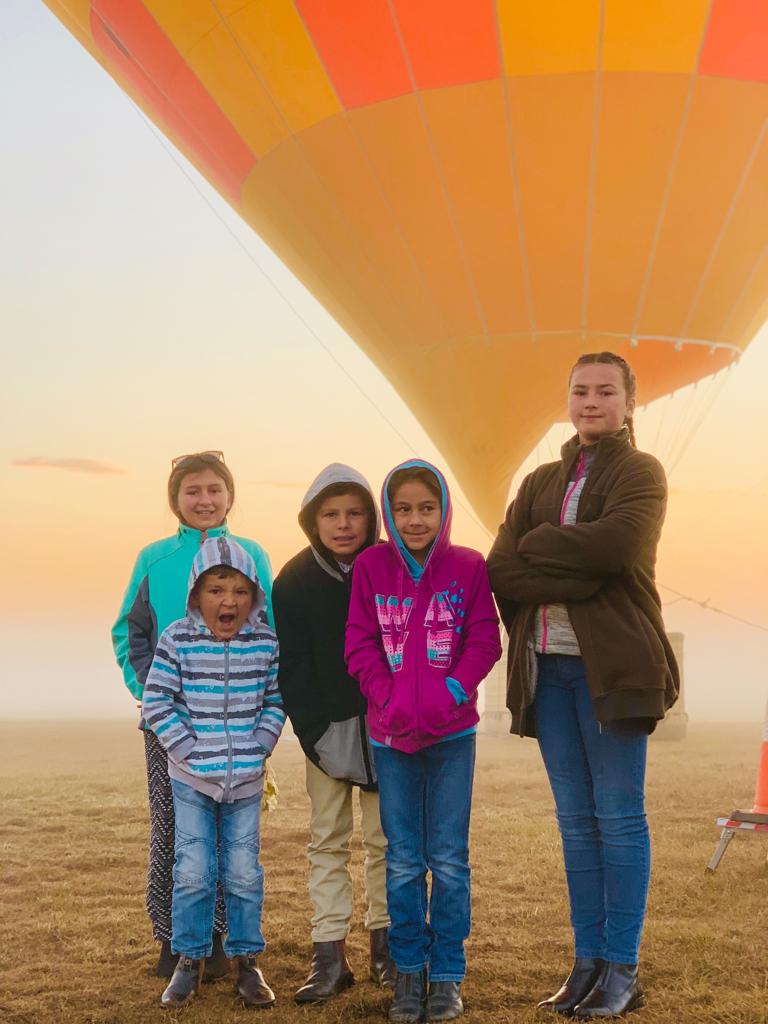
[569,351,637,447]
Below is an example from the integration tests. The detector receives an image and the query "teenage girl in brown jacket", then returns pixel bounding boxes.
[487,352,678,1019]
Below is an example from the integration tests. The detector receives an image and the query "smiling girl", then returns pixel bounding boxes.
[346,460,501,1022]
[487,353,679,1019]
[112,451,273,979]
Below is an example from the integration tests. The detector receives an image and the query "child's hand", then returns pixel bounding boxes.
[445,676,469,705]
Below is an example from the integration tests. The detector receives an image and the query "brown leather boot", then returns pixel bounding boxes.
[160,955,203,1008]
[573,962,645,1018]
[370,927,397,988]
[294,940,355,1003]
[537,957,606,1014]
[203,932,231,982]
[235,955,276,1009]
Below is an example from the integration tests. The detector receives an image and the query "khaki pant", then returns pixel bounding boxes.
[305,757,389,941]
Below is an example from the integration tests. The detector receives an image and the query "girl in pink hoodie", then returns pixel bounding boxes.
[346,460,500,1023]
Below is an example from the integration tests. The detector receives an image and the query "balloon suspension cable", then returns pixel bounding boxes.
[664,370,730,475]
[659,584,768,634]
[124,98,491,539]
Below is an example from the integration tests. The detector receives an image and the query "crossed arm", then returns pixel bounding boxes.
[487,463,666,607]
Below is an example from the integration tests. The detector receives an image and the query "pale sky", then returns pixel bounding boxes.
[2,1,766,723]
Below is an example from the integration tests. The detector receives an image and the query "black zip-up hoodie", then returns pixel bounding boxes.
[272,464,380,789]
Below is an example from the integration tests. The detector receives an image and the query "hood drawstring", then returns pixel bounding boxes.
[426,559,437,593]
[397,562,406,614]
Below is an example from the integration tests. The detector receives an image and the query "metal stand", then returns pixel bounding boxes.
[706,810,768,873]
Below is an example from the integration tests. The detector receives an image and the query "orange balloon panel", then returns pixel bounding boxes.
[45,0,768,527]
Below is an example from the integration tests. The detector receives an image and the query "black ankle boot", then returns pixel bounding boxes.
[537,958,606,1014]
[156,940,179,979]
[389,969,428,1023]
[236,955,276,1009]
[160,955,203,1007]
[203,932,230,982]
[370,927,398,988]
[574,962,644,1018]
[427,981,464,1021]
[294,940,355,1003]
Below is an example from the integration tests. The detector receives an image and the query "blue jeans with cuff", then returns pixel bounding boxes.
[534,655,650,965]
[170,778,264,959]
[373,733,475,981]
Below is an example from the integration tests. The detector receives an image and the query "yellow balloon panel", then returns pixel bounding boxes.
[497,0,600,76]
[349,95,487,342]
[636,78,768,341]
[587,73,692,333]
[686,138,768,342]
[506,74,595,331]
[601,0,709,74]
[144,0,341,135]
[420,81,532,337]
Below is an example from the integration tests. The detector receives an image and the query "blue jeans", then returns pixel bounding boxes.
[170,779,264,958]
[534,655,650,964]
[373,735,475,981]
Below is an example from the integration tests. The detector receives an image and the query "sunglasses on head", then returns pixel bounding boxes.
[171,450,225,470]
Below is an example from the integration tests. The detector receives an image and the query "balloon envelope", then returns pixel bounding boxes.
[45,0,768,527]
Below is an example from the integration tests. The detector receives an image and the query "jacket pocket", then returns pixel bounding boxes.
[419,676,467,738]
[632,603,667,667]
[315,716,377,785]
[377,679,414,738]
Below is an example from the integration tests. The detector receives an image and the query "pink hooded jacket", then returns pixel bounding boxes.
[345,460,501,753]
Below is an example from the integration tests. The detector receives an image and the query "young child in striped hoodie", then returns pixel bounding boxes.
[142,536,284,1010]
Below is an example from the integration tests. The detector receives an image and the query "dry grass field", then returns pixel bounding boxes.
[2,720,766,1024]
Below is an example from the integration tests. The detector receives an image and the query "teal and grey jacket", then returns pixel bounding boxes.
[141,537,284,803]
[112,523,273,701]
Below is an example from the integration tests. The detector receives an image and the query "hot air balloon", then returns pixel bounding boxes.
[44,0,768,528]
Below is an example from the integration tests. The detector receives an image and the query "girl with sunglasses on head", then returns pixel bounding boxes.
[487,353,679,1018]
[112,451,273,980]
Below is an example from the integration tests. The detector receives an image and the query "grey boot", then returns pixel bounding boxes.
[160,956,203,1008]
[389,969,428,1023]
[426,981,464,1021]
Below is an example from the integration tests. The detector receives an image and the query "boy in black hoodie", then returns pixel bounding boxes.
[272,464,395,1003]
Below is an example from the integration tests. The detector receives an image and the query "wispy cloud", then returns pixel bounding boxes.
[11,457,126,475]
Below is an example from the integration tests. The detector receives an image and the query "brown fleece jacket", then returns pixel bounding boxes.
[487,429,679,736]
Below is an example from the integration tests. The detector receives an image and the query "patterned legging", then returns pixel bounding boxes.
[144,729,227,942]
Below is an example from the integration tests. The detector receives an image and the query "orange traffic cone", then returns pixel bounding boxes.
[752,698,768,814]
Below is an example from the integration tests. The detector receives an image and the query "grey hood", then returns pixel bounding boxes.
[298,463,381,582]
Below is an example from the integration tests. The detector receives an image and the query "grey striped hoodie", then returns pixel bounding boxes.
[142,537,284,803]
